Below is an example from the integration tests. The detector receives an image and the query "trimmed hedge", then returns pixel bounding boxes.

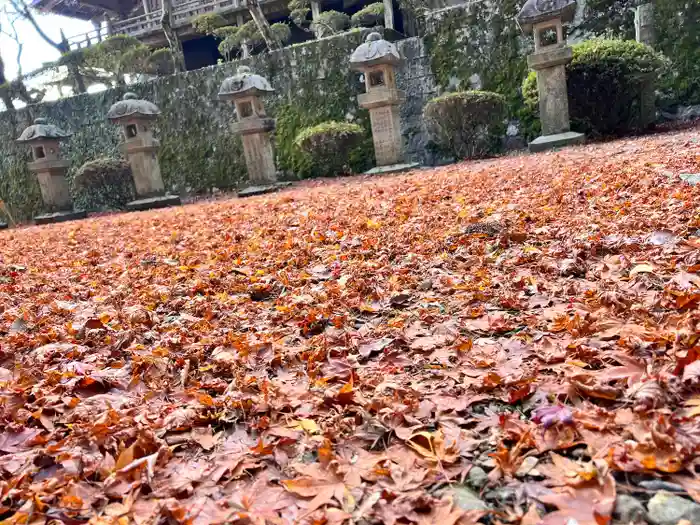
[423,90,506,160]
[294,121,364,177]
[522,39,667,136]
[73,157,135,211]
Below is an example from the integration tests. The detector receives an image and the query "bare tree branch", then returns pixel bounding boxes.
[7,0,68,52]
[1,7,24,76]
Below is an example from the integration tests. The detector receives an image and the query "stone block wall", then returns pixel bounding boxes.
[0,31,436,222]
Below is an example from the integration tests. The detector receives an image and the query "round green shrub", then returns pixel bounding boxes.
[522,39,667,136]
[270,22,292,45]
[294,121,364,177]
[423,90,506,160]
[312,11,350,37]
[147,48,175,75]
[351,3,384,27]
[73,157,135,211]
[192,13,227,35]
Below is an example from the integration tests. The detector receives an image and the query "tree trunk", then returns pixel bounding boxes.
[69,63,88,94]
[160,0,186,72]
[244,0,282,51]
[0,56,16,111]
[59,33,88,94]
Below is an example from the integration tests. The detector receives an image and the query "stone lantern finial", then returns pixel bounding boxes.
[518,0,584,152]
[517,0,577,34]
[349,32,417,174]
[16,118,86,225]
[107,92,180,211]
[219,68,278,186]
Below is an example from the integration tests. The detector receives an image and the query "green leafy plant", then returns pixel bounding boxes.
[192,13,228,35]
[216,21,291,59]
[289,0,312,29]
[424,2,529,119]
[147,48,176,76]
[574,0,700,108]
[72,157,135,211]
[270,23,292,45]
[423,90,506,160]
[312,11,350,38]
[85,35,173,83]
[522,39,667,136]
[351,3,384,27]
[294,121,364,176]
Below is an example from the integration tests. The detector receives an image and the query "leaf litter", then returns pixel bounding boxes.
[0,131,699,523]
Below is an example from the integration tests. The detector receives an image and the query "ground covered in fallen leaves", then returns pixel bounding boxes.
[1,129,700,525]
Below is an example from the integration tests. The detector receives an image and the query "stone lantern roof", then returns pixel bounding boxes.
[17,118,71,143]
[218,66,275,99]
[350,32,401,70]
[517,0,577,32]
[107,92,161,122]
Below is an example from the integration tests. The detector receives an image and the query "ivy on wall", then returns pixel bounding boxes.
[423,1,532,115]
[0,31,426,222]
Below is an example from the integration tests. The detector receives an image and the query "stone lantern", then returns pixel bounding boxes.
[518,0,584,152]
[16,118,87,225]
[219,66,278,186]
[350,32,417,174]
[107,93,180,211]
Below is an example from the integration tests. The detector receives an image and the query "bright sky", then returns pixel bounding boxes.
[0,8,93,79]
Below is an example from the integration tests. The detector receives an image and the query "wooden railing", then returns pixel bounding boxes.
[112,11,163,37]
[68,0,247,48]
[67,27,109,50]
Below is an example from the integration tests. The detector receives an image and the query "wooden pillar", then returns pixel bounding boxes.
[310,0,321,19]
[635,2,655,47]
[104,14,113,35]
[382,0,394,30]
[143,0,151,14]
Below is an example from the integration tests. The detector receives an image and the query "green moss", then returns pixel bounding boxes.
[424,1,530,117]
[0,32,382,221]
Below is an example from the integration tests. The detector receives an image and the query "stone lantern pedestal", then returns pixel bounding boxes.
[518,0,584,153]
[351,33,418,175]
[219,66,280,187]
[635,2,655,47]
[16,118,87,225]
[107,93,180,211]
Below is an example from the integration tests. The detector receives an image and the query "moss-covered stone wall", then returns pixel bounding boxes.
[424,1,532,113]
[0,32,435,222]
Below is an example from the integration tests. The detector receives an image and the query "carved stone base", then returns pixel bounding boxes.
[34,210,88,225]
[237,182,292,198]
[364,162,420,176]
[528,131,585,153]
[126,195,181,212]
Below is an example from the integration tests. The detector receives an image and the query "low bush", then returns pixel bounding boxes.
[522,39,667,136]
[294,121,364,177]
[73,157,135,210]
[423,90,506,160]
